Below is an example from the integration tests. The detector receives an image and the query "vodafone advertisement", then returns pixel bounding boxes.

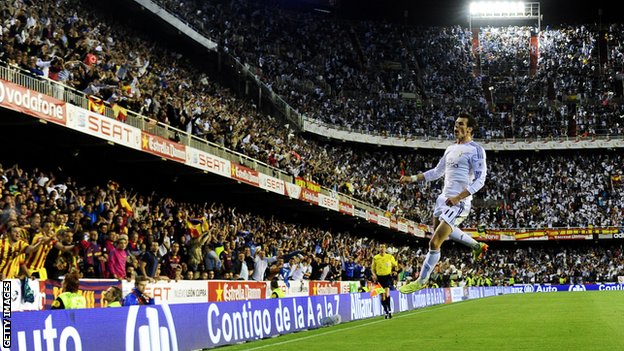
[67,105,141,149]
[141,132,186,162]
[186,148,231,178]
[0,79,66,125]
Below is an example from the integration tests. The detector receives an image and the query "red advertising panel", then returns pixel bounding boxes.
[390,219,398,230]
[309,281,341,296]
[301,188,319,205]
[231,163,260,187]
[367,211,378,224]
[141,132,186,162]
[338,202,354,216]
[208,281,268,302]
[0,79,66,125]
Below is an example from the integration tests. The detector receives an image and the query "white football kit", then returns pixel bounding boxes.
[423,141,487,226]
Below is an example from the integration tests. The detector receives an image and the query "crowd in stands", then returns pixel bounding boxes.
[0,163,379,284]
[1,163,623,290]
[1,0,624,291]
[154,0,624,138]
[2,0,624,226]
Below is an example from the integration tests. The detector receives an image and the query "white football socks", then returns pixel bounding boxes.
[417,249,440,284]
[449,226,479,249]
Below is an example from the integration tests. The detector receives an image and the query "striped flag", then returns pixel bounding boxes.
[88,96,105,114]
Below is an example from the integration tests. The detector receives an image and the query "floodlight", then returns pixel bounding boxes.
[468,2,541,31]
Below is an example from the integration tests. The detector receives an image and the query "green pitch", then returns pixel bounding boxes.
[216,291,624,350]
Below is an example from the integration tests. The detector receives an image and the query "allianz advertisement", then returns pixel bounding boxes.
[510,283,624,293]
[3,290,447,351]
[4,284,622,350]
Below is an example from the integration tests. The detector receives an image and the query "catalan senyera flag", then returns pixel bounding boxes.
[119,197,133,217]
[88,96,105,114]
[112,103,127,122]
[369,283,385,297]
[187,218,209,238]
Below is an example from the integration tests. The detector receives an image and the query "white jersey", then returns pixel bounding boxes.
[423,141,487,202]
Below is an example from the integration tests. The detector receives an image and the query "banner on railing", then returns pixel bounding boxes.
[367,211,378,224]
[208,281,268,302]
[141,131,186,162]
[318,193,338,211]
[300,188,319,205]
[295,177,321,192]
[231,163,260,187]
[285,182,302,199]
[0,78,66,125]
[377,215,390,228]
[121,279,209,305]
[11,283,624,350]
[259,173,285,195]
[186,148,231,178]
[338,201,354,216]
[466,227,619,241]
[309,281,340,296]
[398,220,408,233]
[67,105,141,149]
[510,283,624,293]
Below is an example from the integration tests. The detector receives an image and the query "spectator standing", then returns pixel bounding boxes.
[139,241,160,280]
[123,276,155,306]
[231,252,249,280]
[251,248,277,281]
[0,226,43,279]
[160,242,182,279]
[25,222,74,280]
[83,230,105,278]
[108,234,129,280]
[203,242,222,275]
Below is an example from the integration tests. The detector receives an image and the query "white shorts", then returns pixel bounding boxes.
[433,195,471,227]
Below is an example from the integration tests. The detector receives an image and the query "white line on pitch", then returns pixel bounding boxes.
[239,301,470,350]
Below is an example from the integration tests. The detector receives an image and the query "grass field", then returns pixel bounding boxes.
[215,291,624,351]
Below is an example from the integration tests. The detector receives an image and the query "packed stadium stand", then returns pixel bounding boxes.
[1,0,623,313]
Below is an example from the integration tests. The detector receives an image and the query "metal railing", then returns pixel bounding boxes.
[0,62,389,220]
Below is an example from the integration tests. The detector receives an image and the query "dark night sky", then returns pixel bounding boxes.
[329,0,619,26]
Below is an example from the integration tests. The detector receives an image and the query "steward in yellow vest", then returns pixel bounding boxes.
[51,272,86,309]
